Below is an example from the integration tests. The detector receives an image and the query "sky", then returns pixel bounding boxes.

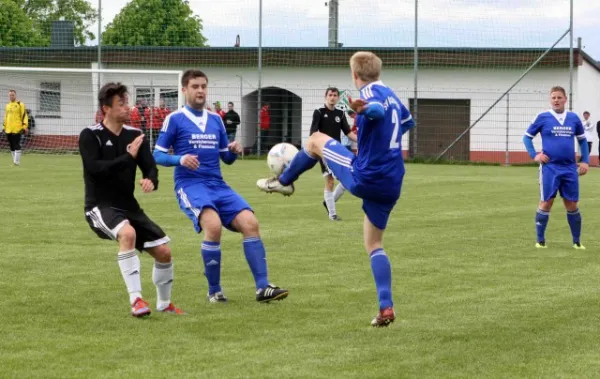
[88,0,600,62]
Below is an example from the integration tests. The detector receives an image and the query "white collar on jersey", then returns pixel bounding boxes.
[182,107,209,133]
[548,109,568,126]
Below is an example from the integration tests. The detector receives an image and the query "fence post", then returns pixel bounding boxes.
[505,92,510,166]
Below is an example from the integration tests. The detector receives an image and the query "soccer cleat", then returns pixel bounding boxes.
[131,297,151,318]
[256,284,289,303]
[371,307,396,327]
[329,215,342,221]
[535,241,547,249]
[207,291,229,303]
[158,303,186,315]
[256,178,295,196]
[573,243,586,250]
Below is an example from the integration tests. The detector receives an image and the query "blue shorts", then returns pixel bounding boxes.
[322,140,401,230]
[176,180,252,233]
[539,163,579,202]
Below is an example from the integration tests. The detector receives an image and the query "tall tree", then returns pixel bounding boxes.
[0,0,45,47]
[18,0,97,46]
[102,0,208,47]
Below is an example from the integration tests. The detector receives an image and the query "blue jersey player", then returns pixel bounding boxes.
[153,69,289,304]
[257,52,416,327]
[522,86,589,249]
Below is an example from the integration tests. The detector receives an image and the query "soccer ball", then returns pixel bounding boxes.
[267,142,299,175]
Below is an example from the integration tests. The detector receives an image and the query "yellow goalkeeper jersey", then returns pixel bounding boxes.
[3,101,28,133]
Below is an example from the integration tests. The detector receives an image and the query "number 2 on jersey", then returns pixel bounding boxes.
[389,109,400,149]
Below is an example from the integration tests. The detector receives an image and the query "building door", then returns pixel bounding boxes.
[409,99,471,161]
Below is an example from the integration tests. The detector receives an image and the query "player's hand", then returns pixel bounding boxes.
[534,153,549,164]
[139,178,155,192]
[348,96,369,114]
[22,128,28,135]
[578,162,589,176]
[228,141,242,154]
[127,134,144,158]
[180,154,200,170]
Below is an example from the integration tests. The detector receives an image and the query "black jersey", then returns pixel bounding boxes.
[309,106,351,141]
[79,123,159,211]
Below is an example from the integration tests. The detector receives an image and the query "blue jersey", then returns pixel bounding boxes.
[154,106,234,185]
[354,81,414,187]
[525,110,585,166]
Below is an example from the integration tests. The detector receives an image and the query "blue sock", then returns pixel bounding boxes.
[243,237,269,290]
[279,148,318,186]
[370,249,393,310]
[567,208,582,244]
[201,241,222,295]
[535,209,550,243]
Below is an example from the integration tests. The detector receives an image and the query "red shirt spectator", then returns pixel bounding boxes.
[260,104,271,131]
[129,106,142,129]
[213,101,226,119]
[144,107,166,130]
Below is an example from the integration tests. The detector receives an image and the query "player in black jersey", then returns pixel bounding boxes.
[79,82,184,317]
[309,87,356,220]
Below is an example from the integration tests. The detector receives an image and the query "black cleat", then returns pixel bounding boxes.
[256,284,289,303]
[329,215,342,221]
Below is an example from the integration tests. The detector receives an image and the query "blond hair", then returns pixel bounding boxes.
[350,51,382,82]
[550,86,566,96]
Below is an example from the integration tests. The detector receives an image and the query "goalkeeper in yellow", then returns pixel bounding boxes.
[3,89,29,165]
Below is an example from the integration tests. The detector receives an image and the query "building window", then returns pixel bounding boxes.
[39,82,61,117]
[160,88,178,110]
[135,87,154,107]
[135,87,178,110]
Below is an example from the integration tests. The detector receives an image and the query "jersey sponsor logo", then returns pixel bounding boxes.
[552,126,574,137]
[188,133,218,149]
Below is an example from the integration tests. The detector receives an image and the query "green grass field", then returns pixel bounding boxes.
[2,154,600,378]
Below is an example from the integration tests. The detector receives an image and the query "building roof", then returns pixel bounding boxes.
[0,46,597,71]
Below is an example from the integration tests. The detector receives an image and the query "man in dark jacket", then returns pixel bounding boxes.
[224,101,241,142]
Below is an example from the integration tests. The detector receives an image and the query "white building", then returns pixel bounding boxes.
[1,46,598,163]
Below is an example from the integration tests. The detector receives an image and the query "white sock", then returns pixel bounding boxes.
[14,150,21,164]
[153,261,173,310]
[117,250,142,304]
[324,190,336,217]
[333,183,346,202]
[10,151,15,163]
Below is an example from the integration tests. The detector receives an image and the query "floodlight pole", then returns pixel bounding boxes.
[568,0,573,110]
[97,0,102,89]
[257,0,263,156]
[412,0,418,156]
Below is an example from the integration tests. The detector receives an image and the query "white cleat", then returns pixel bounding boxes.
[256,177,295,196]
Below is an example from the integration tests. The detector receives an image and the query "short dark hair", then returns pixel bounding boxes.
[228,101,234,107]
[8,89,16,94]
[98,82,128,112]
[583,111,590,115]
[181,69,209,87]
[325,87,339,96]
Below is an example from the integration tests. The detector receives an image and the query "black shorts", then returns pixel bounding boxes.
[319,159,333,177]
[84,206,169,252]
